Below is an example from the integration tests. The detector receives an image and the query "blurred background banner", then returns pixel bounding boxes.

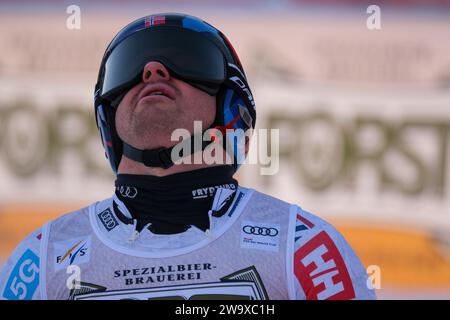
[0,0,449,299]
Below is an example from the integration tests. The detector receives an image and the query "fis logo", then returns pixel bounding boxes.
[56,241,87,264]
[54,237,91,271]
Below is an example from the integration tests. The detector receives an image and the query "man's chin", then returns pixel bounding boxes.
[132,109,175,133]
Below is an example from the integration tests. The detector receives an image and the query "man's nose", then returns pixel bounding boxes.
[142,61,171,83]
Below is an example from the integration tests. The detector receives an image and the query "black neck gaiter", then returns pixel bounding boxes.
[114,166,238,235]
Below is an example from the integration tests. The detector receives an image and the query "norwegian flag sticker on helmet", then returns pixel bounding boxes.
[144,15,166,27]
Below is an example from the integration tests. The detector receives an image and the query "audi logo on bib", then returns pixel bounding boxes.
[243,225,279,237]
[117,186,138,198]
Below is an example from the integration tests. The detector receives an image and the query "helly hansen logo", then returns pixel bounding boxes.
[294,231,355,300]
[98,208,119,231]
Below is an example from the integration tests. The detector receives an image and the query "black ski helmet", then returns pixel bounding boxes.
[94,13,256,174]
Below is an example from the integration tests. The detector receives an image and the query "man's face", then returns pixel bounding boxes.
[115,61,216,150]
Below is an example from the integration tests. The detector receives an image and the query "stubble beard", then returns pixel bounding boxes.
[129,100,182,149]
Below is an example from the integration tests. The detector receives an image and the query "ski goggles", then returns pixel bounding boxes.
[99,27,227,100]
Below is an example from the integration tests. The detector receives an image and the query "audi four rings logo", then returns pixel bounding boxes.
[243,225,279,237]
[118,186,138,198]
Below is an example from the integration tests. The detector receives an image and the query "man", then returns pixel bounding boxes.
[0,13,376,300]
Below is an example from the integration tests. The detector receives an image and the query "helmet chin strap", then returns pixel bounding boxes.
[122,131,214,169]
[121,118,239,169]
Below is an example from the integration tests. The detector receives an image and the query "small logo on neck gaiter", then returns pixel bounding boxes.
[192,184,236,200]
[117,186,138,199]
